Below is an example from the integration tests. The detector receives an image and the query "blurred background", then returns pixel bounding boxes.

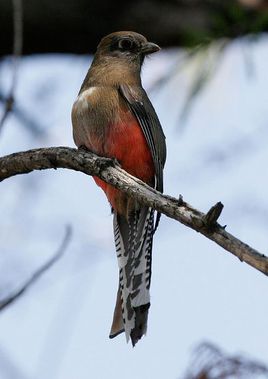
[1,0,268,378]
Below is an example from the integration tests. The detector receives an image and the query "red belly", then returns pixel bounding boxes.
[93,119,154,213]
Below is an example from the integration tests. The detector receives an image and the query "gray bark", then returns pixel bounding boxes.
[1,146,267,276]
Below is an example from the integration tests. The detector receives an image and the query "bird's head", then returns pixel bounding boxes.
[94,31,160,65]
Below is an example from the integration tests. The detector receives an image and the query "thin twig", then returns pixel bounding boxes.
[0,146,267,277]
[0,225,72,311]
[183,342,268,379]
[0,345,31,379]
[0,0,23,131]
[0,91,46,137]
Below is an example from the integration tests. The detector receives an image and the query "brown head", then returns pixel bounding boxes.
[94,31,160,65]
[81,31,160,89]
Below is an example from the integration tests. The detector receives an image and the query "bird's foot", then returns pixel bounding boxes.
[99,156,120,170]
[78,145,91,152]
[78,145,120,169]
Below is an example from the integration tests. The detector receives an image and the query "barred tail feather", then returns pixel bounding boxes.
[110,208,154,346]
[109,288,124,339]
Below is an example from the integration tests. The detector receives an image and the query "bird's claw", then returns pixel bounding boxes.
[78,145,90,152]
[99,156,120,170]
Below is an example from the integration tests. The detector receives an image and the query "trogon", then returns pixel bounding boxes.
[72,31,166,346]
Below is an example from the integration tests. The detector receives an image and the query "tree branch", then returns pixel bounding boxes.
[183,341,268,379]
[0,225,72,311]
[0,146,267,276]
[0,0,23,131]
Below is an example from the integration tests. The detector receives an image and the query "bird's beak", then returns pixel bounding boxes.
[141,42,160,55]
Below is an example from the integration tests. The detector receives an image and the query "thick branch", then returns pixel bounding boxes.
[0,146,267,276]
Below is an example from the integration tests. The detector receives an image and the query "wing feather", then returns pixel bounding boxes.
[119,84,166,230]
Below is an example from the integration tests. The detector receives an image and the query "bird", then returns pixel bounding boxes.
[72,31,166,346]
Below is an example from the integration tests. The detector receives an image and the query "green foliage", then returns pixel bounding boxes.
[180,2,268,47]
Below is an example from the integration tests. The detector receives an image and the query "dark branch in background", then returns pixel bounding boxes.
[0,0,23,131]
[0,225,72,311]
[0,91,47,138]
[0,345,31,379]
[183,342,268,379]
[0,1,47,138]
[0,147,268,277]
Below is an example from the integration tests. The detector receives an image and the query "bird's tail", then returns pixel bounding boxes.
[109,207,154,346]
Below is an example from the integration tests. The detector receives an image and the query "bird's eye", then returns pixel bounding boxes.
[118,38,135,51]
